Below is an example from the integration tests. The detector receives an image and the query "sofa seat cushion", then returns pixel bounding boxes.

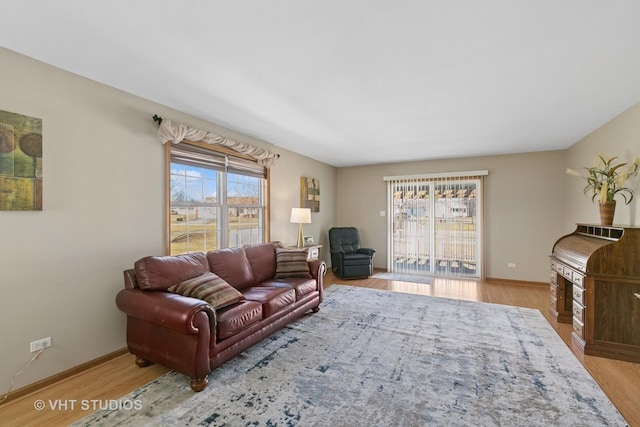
[216,300,263,340]
[261,279,317,300]
[243,286,296,318]
[167,272,244,310]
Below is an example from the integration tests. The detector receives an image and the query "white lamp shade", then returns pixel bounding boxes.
[290,208,311,224]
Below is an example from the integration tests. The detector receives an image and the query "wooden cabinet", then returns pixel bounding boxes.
[550,224,640,363]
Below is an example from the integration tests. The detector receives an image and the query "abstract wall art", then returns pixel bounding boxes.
[0,109,43,211]
[301,176,320,212]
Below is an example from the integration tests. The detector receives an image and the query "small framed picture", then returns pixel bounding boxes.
[303,235,314,246]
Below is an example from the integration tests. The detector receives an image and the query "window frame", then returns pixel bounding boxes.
[165,140,270,255]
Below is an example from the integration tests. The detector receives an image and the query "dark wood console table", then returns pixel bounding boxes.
[550,223,640,363]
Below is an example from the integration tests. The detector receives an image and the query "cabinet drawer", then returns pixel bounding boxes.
[572,301,584,323]
[572,272,584,286]
[562,266,573,281]
[550,270,557,285]
[307,247,319,260]
[551,260,563,274]
[573,284,584,305]
[550,283,557,298]
[573,317,585,341]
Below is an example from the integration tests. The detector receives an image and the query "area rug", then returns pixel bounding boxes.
[74,285,626,426]
[371,272,433,284]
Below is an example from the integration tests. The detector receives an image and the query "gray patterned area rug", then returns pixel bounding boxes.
[371,272,433,284]
[74,285,626,426]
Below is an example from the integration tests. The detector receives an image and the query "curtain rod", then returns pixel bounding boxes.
[152,114,280,162]
[383,170,488,181]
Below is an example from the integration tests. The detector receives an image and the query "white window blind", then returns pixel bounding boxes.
[385,171,486,279]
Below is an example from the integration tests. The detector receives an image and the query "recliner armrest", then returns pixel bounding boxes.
[357,248,376,257]
[116,288,216,335]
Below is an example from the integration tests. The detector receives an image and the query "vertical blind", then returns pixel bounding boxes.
[384,171,487,279]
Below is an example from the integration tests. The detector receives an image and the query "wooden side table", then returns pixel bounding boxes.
[287,245,322,260]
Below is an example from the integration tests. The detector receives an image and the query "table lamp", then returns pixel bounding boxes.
[290,208,311,248]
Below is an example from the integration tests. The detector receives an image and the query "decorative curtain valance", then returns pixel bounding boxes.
[157,119,279,168]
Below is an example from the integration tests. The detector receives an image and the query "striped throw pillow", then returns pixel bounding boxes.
[274,248,312,279]
[168,271,244,310]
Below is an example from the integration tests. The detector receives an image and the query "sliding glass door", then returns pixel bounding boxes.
[385,172,485,279]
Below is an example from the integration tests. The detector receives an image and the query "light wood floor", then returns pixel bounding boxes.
[1,271,639,426]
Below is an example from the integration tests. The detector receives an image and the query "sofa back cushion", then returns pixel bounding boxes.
[134,252,210,291]
[206,246,255,290]
[244,241,282,283]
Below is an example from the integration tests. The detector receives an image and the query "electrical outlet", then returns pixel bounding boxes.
[507,263,516,268]
[30,337,51,352]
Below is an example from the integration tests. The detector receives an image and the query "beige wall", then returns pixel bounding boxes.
[268,146,337,261]
[0,47,335,392]
[564,103,640,229]
[337,151,567,282]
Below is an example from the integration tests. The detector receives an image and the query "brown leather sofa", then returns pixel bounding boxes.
[116,241,326,392]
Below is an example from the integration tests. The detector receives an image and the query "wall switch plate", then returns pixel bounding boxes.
[30,337,51,352]
[380,211,386,217]
[507,263,516,268]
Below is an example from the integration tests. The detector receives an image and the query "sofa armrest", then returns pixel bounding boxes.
[308,259,326,279]
[308,259,326,302]
[116,288,216,335]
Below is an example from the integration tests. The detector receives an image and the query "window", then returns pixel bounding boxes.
[167,141,267,255]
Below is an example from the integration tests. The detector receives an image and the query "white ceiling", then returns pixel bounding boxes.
[2,1,640,167]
